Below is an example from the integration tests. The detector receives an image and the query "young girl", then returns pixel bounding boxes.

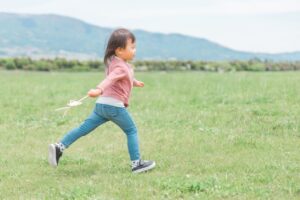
[48,28,155,173]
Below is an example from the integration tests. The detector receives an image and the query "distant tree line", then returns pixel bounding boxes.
[0,57,300,72]
[0,58,105,71]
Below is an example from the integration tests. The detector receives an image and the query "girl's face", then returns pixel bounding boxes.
[116,39,136,61]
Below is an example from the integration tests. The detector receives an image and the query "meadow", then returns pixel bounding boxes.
[0,70,300,199]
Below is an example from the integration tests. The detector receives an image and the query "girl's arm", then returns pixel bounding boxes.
[88,66,126,97]
[96,66,127,91]
[133,79,144,87]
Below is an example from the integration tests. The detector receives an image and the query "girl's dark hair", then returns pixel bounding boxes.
[104,28,136,66]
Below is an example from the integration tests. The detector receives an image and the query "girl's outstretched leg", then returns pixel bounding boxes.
[48,108,108,167]
[60,110,108,148]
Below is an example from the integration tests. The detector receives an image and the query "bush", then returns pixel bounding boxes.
[5,60,16,70]
[13,57,32,69]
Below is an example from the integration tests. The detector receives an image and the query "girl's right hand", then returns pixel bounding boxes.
[87,88,102,97]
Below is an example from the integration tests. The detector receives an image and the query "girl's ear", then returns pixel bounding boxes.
[115,47,123,56]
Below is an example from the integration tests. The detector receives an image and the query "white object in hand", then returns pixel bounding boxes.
[68,100,83,107]
[55,95,89,116]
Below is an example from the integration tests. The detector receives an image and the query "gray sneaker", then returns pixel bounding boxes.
[132,160,156,173]
[48,144,63,167]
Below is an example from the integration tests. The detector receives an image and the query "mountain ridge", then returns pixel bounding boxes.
[0,12,299,61]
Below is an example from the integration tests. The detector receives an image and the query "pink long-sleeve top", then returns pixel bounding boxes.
[96,56,139,107]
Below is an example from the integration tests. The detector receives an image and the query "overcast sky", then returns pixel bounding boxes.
[1,0,299,53]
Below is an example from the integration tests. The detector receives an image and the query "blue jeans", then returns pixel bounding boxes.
[60,103,140,161]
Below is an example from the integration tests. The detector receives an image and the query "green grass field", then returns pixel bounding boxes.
[0,70,300,199]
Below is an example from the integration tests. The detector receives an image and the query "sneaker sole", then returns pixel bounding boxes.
[133,161,156,174]
[48,144,58,167]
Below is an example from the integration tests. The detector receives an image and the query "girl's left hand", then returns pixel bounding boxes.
[135,81,144,87]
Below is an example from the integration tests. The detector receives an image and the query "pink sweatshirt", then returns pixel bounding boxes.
[97,56,139,107]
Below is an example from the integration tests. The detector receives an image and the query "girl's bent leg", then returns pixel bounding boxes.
[60,109,108,148]
[110,108,140,161]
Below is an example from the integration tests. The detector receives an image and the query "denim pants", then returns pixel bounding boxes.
[60,103,140,161]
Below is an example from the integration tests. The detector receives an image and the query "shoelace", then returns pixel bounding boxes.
[132,160,146,168]
[132,160,140,168]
